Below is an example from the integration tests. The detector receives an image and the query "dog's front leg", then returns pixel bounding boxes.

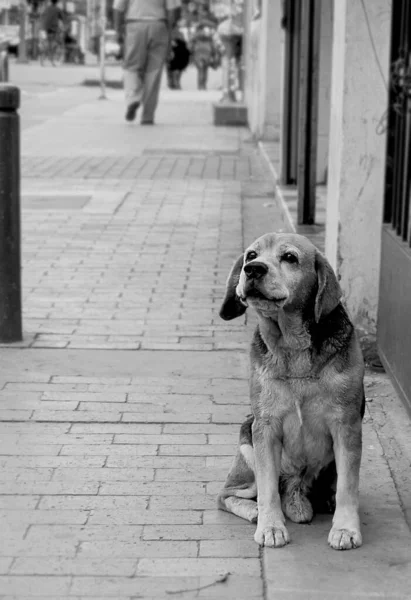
[252,419,289,548]
[328,420,362,550]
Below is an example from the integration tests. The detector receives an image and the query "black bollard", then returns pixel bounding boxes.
[0,85,22,342]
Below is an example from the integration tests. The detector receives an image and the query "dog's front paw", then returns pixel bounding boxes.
[254,523,290,548]
[328,526,362,550]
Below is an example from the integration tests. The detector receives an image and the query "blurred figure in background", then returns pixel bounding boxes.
[114,0,181,123]
[166,25,190,90]
[40,0,64,65]
[190,23,219,91]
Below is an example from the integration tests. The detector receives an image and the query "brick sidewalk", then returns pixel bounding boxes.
[0,86,410,599]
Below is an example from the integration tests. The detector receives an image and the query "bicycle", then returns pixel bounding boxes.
[38,29,64,66]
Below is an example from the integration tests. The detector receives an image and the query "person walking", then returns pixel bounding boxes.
[114,0,181,124]
[190,23,215,91]
[166,25,190,90]
[40,0,64,65]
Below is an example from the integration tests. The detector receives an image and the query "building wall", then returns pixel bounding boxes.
[316,0,333,183]
[244,0,283,140]
[325,0,391,331]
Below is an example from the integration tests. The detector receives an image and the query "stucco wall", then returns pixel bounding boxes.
[325,0,391,331]
[244,0,283,140]
[316,0,333,183]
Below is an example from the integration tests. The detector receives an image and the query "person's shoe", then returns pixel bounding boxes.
[141,120,154,125]
[125,101,140,122]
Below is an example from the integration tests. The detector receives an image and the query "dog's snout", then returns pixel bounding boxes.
[244,261,268,280]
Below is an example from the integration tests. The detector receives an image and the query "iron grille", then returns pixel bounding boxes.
[384,0,411,246]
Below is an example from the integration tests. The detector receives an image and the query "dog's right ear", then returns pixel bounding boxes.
[219,254,247,321]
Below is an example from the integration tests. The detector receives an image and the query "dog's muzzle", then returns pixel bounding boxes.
[243,261,268,280]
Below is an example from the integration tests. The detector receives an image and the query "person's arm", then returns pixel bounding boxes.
[113,0,127,43]
[166,0,182,31]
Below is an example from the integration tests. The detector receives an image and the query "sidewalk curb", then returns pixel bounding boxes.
[83,78,123,89]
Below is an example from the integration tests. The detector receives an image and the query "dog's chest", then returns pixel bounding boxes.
[255,357,334,469]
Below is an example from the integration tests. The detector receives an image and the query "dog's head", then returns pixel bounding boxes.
[220,233,341,323]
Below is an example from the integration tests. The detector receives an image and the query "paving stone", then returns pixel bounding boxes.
[113,434,207,445]
[142,524,253,541]
[149,495,217,511]
[0,456,106,468]
[0,444,63,456]
[60,444,158,456]
[199,540,259,558]
[78,540,198,558]
[104,456,206,469]
[0,576,71,595]
[52,468,155,482]
[159,445,236,456]
[87,510,202,526]
[70,423,162,434]
[138,557,260,577]
[0,558,13,574]
[163,424,239,434]
[0,496,40,509]
[0,481,99,495]
[10,557,137,576]
[0,509,89,525]
[69,576,207,597]
[99,482,206,496]
[120,413,212,423]
[154,468,229,482]
[31,410,123,422]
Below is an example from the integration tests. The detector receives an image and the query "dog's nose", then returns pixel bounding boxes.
[243,261,268,280]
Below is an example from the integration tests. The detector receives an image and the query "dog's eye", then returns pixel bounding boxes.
[281,252,298,264]
[246,251,258,262]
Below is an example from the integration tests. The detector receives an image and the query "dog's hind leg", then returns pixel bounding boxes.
[280,473,314,524]
[222,496,258,523]
[217,416,258,523]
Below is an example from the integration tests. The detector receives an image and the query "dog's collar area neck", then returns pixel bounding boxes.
[274,375,319,381]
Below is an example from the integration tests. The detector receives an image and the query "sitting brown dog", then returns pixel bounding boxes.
[218,233,365,550]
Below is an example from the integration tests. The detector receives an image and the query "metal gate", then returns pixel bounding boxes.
[378,0,411,412]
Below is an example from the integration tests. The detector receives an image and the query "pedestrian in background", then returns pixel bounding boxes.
[40,0,64,65]
[166,25,190,90]
[190,23,217,91]
[114,0,182,123]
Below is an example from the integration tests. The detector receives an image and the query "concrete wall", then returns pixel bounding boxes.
[316,0,333,183]
[244,0,283,140]
[325,0,391,331]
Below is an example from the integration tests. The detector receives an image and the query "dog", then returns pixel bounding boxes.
[217,233,365,550]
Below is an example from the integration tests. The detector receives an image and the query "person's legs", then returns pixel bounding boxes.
[140,21,169,124]
[166,66,175,89]
[123,22,148,120]
[203,65,208,90]
[196,64,202,89]
[198,63,207,90]
[174,70,182,90]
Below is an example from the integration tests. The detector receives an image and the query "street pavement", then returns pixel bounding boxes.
[0,65,410,599]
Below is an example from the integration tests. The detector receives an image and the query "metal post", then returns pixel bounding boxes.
[0,85,22,342]
[99,0,107,99]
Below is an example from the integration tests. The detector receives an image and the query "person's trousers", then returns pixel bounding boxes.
[123,20,169,123]
[197,63,208,90]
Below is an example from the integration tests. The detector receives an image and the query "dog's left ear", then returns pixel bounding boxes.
[314,251,342,322]
[219,254,247,321]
